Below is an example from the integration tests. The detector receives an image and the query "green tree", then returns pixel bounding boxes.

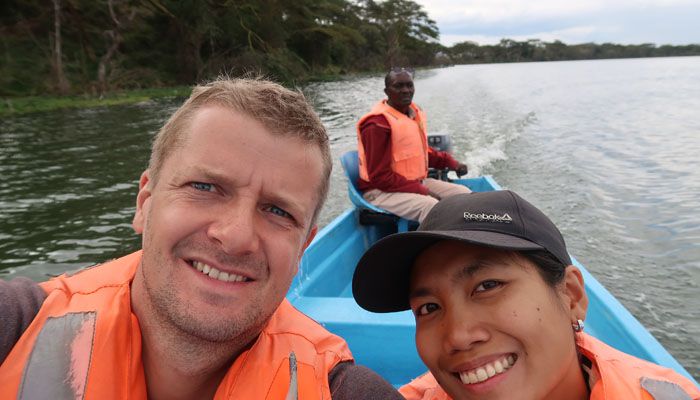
[358,0,439,68]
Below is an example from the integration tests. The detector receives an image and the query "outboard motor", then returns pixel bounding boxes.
[427,133,453,153]
[427,133,453,181]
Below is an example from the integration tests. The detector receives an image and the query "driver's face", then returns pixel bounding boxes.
[385,71,415,109]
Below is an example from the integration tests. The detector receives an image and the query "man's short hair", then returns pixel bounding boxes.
[384,67,415,87]
[148,76,332,223]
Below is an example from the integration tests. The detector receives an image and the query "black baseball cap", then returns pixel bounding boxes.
[352,190,572,313]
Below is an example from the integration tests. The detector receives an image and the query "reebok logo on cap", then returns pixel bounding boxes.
[463,211,513,224]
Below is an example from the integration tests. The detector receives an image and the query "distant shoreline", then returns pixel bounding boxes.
[4,0,698,103]
[3,54,698,117]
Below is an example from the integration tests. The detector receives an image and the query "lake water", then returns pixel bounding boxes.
[1,56,699,379]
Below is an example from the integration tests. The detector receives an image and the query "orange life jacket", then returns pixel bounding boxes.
[0,251,353,400]
[399,372,449,400]
[577,332,700,399]
[357,100,429,182]
[399,333,700,400]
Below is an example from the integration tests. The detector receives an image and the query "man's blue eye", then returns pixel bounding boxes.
[191,182,215,192]
[268,205,291,219]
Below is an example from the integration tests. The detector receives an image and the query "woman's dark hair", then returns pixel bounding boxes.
[521,250,568,287]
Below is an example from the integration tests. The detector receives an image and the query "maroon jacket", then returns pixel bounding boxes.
[358,114,459,195]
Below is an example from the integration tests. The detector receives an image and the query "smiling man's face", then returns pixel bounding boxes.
[132,105,323,343]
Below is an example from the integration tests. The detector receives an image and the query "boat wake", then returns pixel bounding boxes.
[438,110,537,177]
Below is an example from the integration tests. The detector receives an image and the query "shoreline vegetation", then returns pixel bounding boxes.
[2,0,699,116]
[1,87,192,116]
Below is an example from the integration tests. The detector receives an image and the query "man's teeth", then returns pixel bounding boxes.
[192,261,249,283]
[458,355,516,385]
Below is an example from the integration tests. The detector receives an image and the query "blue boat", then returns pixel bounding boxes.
[286,150,698,388]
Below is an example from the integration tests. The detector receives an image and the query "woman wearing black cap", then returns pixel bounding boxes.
[352,191,700,400]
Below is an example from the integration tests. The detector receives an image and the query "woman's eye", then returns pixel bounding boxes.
[190,182,216,192]
[415,303,439,316]
[474,280,503,293]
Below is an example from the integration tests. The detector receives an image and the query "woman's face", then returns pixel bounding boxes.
[409,241,587,400]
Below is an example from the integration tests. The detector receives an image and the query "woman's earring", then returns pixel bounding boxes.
[572,319,585,332]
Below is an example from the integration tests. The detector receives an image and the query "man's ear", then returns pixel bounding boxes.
[132,170,152,234]
[293,225,318,275]
[562,265,588,321]
[302,225,318,254]
[297,225,318,260]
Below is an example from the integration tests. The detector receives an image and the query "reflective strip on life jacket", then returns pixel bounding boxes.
[641,377,694,400]
[18,312,96,400]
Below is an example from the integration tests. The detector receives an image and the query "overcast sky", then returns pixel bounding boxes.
[413,0,700,46]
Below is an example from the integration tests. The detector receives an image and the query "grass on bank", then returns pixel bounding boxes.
[0,86,193,117]
[0,69,376,117]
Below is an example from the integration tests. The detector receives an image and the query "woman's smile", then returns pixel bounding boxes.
[409,241,586,399]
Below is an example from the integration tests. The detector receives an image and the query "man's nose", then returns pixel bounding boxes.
[442,308,489,354]
[206,202,260,256]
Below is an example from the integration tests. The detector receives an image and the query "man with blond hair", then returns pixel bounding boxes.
[0,77,403,399]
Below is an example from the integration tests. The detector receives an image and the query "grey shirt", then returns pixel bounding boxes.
[0,277,47,363]
[0,277,404,399]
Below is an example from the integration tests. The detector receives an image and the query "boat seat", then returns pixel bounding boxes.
[340,150,413,232]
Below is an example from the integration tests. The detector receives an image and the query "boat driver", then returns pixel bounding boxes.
[356,67,471,223]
